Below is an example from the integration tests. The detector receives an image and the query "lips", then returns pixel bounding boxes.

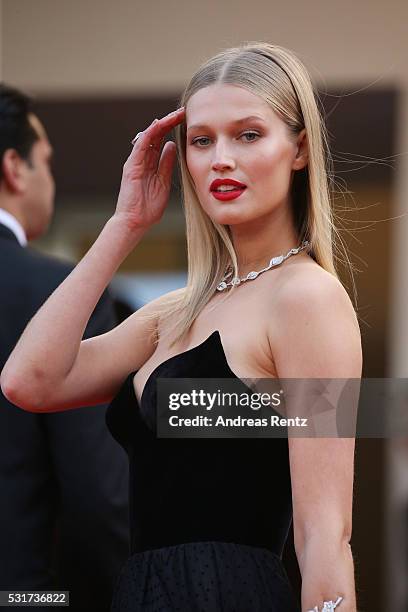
[209,178,247,202]
[210,178,247,192]
[211,189,246,201]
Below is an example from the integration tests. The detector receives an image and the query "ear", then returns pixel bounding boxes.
[1,149,29,194]
[292,128,308,171]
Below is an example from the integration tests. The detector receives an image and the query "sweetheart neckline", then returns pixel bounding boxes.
[133,330,237,407]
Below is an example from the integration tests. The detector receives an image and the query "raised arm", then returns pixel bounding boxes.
[268,265,362,612]
[0,107,186,412]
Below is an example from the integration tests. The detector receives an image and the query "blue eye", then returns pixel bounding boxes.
[190,131,260,147]
[240,131,260,142]
[191,136,211,146]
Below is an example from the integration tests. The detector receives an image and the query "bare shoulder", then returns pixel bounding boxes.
[267,259,362,378]
[273,260,358,327]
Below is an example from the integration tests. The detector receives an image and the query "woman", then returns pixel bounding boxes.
[1,42,361,611]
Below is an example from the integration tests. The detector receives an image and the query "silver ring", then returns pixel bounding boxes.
[131,131,143,145]
[131,131,155,148]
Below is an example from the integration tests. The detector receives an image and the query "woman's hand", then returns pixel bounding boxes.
[114,107,186,231]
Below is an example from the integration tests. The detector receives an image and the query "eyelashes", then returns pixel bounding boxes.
[190,131,261,147]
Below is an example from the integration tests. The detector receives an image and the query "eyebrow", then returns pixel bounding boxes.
[186,115,266,132]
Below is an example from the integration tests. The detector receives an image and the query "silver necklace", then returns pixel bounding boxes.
[216,240,310,291]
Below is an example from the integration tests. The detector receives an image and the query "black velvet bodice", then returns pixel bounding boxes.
[105,331,293,558]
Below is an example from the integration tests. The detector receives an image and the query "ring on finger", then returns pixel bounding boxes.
[131,131,156,148]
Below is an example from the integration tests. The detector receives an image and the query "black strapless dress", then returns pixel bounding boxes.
[106,330,300,611]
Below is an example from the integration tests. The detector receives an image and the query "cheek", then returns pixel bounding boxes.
[35,170,54,202]
[186,152,206,188]
[250,142,294,185]
[44,168,55,190]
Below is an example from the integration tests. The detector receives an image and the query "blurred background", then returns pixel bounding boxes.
[1,1,407,610]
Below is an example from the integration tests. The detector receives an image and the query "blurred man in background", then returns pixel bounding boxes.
[0,83,129,611]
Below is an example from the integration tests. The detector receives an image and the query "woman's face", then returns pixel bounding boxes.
[185,83,306,226]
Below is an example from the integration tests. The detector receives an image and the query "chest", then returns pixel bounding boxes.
[133,288,278,404]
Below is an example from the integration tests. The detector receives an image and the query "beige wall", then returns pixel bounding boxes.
[2,0,408,95]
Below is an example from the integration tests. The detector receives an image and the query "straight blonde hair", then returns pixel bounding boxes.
[146,42,352,347]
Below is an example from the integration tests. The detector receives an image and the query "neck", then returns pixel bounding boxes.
[228,205,300,277]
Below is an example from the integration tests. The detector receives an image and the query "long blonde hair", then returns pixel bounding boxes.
[148,42,349,346]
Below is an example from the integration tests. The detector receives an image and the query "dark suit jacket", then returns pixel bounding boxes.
[0,223,130,611]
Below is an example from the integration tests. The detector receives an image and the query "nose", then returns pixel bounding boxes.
[211,140,236,172]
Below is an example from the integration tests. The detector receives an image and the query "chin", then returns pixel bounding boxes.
[205,205,256,227]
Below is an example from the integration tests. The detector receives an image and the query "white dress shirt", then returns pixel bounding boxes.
[0,208,27,247]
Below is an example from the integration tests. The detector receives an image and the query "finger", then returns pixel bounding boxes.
[157,107,185,128]
[157,141,177,187]
[128,119,159,162]
[147,108,185,143]
[129,108,184,159]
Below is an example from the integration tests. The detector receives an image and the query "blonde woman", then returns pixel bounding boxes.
[1,43,362,611]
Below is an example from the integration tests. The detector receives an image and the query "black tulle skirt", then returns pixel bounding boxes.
[111,541,300,612]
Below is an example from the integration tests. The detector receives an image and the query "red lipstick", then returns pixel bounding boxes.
[210,178,247,202]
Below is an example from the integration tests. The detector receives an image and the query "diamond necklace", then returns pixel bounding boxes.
[216,240,310,291]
